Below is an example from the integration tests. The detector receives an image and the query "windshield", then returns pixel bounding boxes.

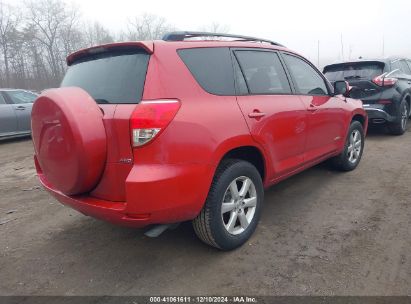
[323,62,384,82]
[61,49,150,104]
[5,90,37,104]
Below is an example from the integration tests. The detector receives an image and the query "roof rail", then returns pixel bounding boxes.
[162,31,285,47]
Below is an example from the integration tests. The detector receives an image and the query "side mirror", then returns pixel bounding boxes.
[334,80,350,97]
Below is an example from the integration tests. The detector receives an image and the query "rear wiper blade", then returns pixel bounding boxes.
[94,98,111,104]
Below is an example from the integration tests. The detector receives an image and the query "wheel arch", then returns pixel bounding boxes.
[220,146,266,182]
[336,110,367,153]
[350,108,368,135]
[212,136,269,184]
[351,113,366,127]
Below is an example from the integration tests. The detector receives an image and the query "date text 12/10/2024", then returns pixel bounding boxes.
[149,296,257,303]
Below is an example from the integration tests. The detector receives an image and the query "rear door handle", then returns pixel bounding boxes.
[15,106,26,110]
[248,111,266,118]
[308,104,318,112]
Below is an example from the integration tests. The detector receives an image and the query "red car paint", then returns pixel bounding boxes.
[32,40,367,228]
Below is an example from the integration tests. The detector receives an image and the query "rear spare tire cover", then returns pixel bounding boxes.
[31,87,107,195]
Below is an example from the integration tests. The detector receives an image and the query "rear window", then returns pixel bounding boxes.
[61,49,150,104]
[178,47,235,95]
[323,62,384,82]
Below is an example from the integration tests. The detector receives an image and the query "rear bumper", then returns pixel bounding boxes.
[36,158,214,228]
[39,175,137,226]
[363,104,395,123]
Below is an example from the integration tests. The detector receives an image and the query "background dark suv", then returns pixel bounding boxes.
[323,58,411,135]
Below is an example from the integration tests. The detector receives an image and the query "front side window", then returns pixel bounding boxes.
[283,54,328,95]
[5,90,37,104]
[234,50,291,95]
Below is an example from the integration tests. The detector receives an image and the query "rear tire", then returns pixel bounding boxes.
[192,159,264,251]
[330,121,364,172]
[388,99,409,135]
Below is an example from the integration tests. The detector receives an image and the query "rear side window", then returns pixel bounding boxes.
[178,48,235,95]
[283,54,328,95]
[400,60,411,75]
[61,49,150,104]
[323,62,384,81]
[235,50,291,95]
[233,58,249,95]
[390,60,403,73]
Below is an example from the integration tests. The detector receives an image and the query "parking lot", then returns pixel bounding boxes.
[0,126,410,296]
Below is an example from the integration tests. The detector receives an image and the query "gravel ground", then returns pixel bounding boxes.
[0,126,410,296]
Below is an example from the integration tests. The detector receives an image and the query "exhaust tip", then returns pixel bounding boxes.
[144,223,180,238]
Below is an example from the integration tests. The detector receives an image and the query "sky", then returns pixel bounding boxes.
[71,0,411,68]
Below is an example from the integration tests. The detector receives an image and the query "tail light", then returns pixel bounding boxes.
[130,99,181,147]
[377,100,392,105]
[372,74,397,87]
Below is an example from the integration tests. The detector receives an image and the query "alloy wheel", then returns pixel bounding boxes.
[347,129,362,164]
[221,176,257,235]
[401,104,408,131]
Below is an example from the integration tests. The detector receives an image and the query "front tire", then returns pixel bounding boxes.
[330,121,365,171]
[192,159,264,251]
[388,99,409,135]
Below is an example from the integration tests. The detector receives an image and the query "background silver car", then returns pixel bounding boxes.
[0,89,38,140]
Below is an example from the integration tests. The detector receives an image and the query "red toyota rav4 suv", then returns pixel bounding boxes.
[31,32,367,250]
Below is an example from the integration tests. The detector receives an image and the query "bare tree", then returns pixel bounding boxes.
[25,0,77,85]
[0,1,176,90]
[84,21,114,47]
[199,22,230,33]
[126,14,173,40]
[22,25,50,89]
[0,1,20,87]
[59,6,83,63]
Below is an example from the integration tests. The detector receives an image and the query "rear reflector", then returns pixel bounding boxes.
[372,74,397,87]
[125,213,151,220]
[130,99,180,147]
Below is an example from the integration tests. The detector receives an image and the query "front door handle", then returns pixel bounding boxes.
[248,111,266,119]
[15,106,26,110]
